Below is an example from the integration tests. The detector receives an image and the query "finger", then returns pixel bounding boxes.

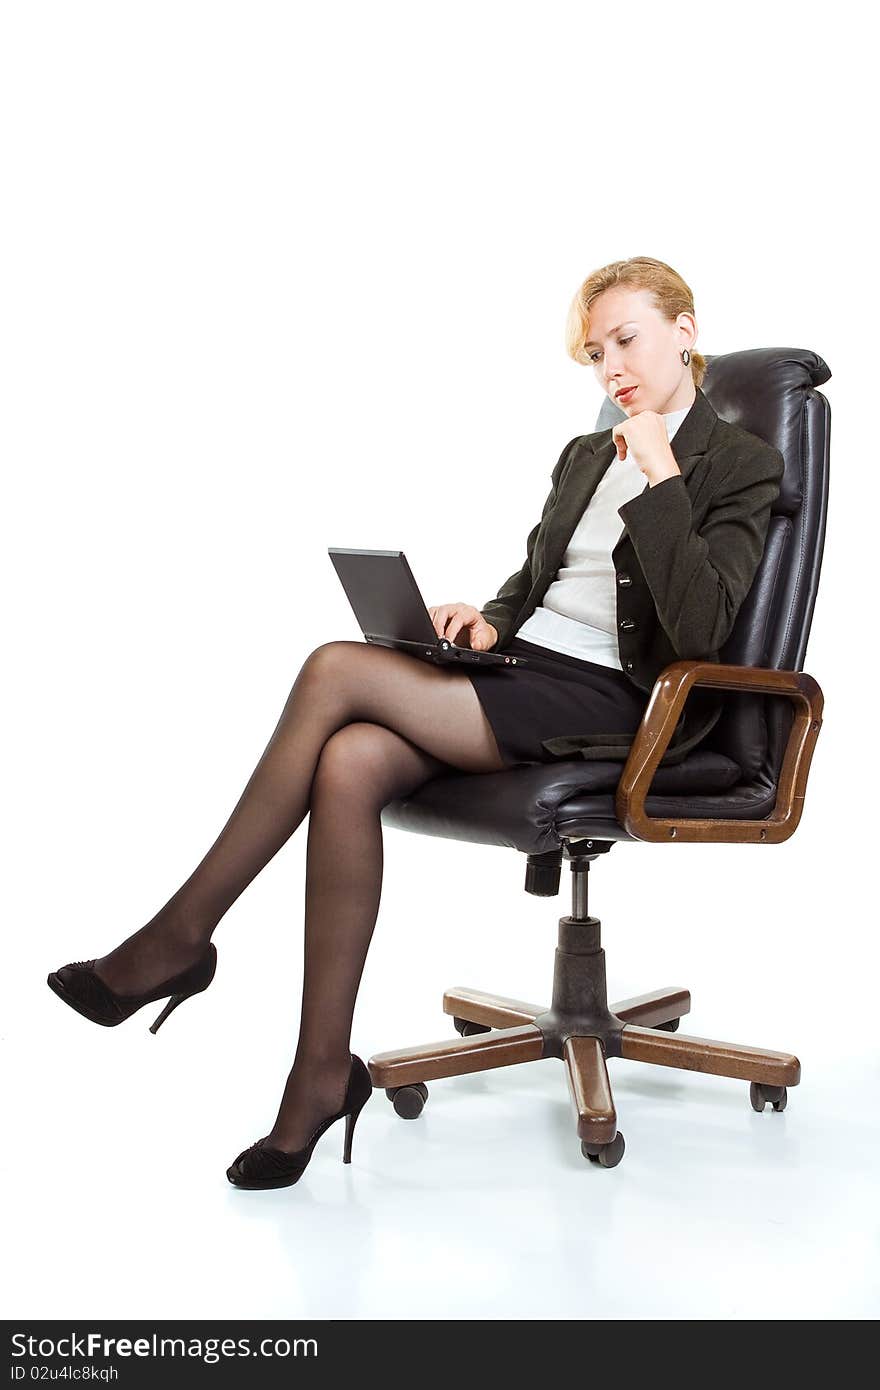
[463,614,484,650]
[442,605,462,638]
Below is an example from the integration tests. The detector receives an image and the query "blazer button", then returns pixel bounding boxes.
[617,572,632,586]
[625,660,634,671]
[619,617,637,631]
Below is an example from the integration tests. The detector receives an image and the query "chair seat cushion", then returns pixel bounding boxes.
[381,749,752,854]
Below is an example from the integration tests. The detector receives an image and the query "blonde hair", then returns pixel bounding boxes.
[565,255,707,389]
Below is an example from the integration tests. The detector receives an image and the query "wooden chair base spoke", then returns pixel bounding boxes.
[367,956,799,1171]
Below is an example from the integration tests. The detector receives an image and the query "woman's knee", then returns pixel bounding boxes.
[312,722,393,792]
[312,722,434,807]
[301,640,362,676]
[293,640,364,696]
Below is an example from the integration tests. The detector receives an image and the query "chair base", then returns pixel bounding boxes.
[367,913,800,1164]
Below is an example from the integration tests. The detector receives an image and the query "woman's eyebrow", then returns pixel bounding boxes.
[585,321,637,349]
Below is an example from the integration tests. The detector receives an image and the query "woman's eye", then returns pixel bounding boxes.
[589,335,635,362]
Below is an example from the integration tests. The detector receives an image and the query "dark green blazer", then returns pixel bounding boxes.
[479,385,786,765]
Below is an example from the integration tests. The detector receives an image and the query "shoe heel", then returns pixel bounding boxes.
[342,1101,366,1164]
[149,992,187,1034]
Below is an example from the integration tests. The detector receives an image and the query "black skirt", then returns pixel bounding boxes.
[464,635,649,769]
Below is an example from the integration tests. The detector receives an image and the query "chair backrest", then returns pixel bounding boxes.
[597,349,831,787]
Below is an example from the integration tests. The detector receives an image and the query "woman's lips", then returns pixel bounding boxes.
[616,385,637,403]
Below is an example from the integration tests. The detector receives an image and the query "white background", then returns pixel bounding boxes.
[3,0,876,1321]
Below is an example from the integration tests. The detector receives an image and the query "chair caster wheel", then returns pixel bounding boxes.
[453,1016,492,1037]
[386,1082,429,1118]
[581,1132,626,1168]
[750,1082,788,1113]
[655,1018,681,1032]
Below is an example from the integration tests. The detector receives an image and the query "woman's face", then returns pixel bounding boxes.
[584,285,698,417]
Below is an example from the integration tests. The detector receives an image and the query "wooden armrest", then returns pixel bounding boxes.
[615,661,824,844]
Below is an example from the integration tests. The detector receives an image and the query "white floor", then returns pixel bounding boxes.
[6,1007,878,1320]
[9,750,878,1322]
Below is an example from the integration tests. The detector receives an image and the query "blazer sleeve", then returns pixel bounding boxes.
[616,440,786,659]
[479,437,580,650]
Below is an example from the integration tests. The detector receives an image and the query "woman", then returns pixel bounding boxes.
[47,256,784,1190]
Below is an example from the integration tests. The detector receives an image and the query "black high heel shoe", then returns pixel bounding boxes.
[226,1053,374,1190]
[46,943,217,1032]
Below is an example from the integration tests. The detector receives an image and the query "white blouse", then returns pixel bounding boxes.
[515,403,692,668]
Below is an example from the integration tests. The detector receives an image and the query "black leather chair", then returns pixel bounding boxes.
[369,348,828,1168]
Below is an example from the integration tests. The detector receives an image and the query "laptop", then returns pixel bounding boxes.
[327,547,530,668]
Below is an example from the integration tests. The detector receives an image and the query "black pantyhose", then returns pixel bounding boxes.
[92,642,508,1151]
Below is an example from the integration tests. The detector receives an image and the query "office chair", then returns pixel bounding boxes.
[369,348,828,1168]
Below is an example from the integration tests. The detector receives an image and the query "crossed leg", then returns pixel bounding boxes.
[265,718,466,1151]
[92,641,508,1148]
